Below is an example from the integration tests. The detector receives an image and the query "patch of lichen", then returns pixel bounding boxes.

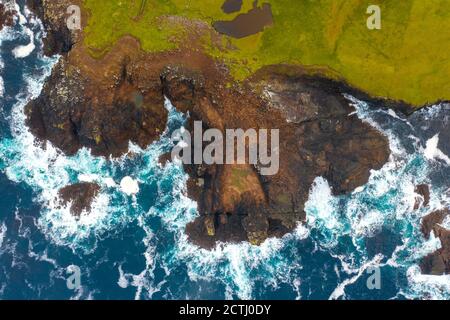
[82,0,450,107]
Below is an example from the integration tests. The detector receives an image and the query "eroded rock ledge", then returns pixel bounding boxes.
[421,208,450,275]
[58,182,100,217]
[26,1,390,249]
[26,45,168,157]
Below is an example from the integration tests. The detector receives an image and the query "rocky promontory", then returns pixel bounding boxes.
[26,1,391,248]
[163,66,390,247]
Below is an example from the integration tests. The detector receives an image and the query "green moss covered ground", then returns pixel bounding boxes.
[82,0,450,107]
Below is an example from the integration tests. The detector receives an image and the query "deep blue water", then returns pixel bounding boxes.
[0,1,449,300]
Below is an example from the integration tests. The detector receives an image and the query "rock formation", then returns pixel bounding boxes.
[162,66,390,247]
[414,184,430,210]
[58,182,101,217]
[421,208,450,275]
[26,1,390,248]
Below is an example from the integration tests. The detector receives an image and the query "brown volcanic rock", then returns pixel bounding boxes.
[162,65,390,248]
[26,2,168,158]
[421,226,450,275]
[421,208,449,239]
[26,0,80,56]
[420,208,450,275]
[26,2,390,248]
[58,182,101,217]
[25,38,168,157]
[0,3,16,31]
[414,184,430,210]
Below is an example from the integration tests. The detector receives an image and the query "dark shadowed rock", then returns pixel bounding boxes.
[421,208,449,239]
[58,182,101,217]
[421,226,450,275]
[27,0,77,56]
[414,184,430,210]
[25,40,168,157]
[25,3,223,159]
[420,208,450,275]
[158,152,173,167]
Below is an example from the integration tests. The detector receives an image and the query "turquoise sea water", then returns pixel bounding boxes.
[0,1,449,300]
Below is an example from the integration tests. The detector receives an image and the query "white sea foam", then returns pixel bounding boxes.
[410,232,442,261]
[117,215,170,300]
[0,76,4,97]
[0,222,7,248]
[347,96,450,300]
[353,210,384,237]
[136,143,309,299]
[143,96,450,300]
[404,265,450,300]
[12,26,35,58]
[1,4,449,299]
[120,176,139,196]
[441,215,450,230]
[305,177,343,247]
[329,254,384,300]
[2,1,36,59]
[0,6,133,252]
[423,134,450,165]
[117,265,129,289]
[148,153,310,299]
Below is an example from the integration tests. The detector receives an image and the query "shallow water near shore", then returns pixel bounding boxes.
[0,1,449,300]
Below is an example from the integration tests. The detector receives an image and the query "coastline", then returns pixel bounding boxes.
[23,0,448,272]
[0,0,449,300]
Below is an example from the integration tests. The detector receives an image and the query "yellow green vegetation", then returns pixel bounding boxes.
[230,166,252,192]
[82,0,450,106]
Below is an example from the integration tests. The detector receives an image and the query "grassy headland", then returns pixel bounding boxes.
[82,0,450,107]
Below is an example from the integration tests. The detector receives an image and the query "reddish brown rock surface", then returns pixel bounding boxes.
[421,208,450,275]
[414,184,430,210]
[26,0,77,56]
[26,1,391,248]
[58,182,101,217]
[25,47,168,157]
[162,66,390,248]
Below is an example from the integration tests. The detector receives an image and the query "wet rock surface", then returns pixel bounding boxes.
[26,1,168,158]
[420,208,450,275]
[414,184,430,210]
[26,0,77,56]
[58,182,101,217]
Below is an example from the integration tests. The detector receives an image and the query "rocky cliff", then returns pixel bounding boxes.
[25,1,391,250]
[0,3,16,31]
